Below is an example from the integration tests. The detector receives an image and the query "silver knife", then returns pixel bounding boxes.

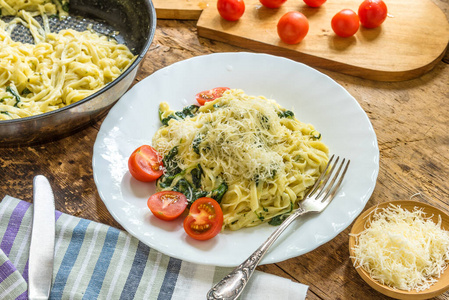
[29,175,56,300]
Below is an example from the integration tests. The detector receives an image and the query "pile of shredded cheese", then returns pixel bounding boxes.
[351,204,449,291]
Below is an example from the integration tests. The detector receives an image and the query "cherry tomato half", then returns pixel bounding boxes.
[259,0,287,9]
[303,0,326,8]
[277,12,309,45]
[331,9,360,37]
[128,145,164,182]
[195,87,230,105]
[183,197,224,241]
[217,0,245,21]
[358,0,388,29]
[148,191,188,221]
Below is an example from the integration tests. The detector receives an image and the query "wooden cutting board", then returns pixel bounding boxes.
[153,0,213,19]
[153,0,449,81]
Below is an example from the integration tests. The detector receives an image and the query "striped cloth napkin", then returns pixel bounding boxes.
[0,196,308,300]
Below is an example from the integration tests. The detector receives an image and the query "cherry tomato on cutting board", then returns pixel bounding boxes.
[259,0,287,9]
[195,87,230,105]
[331,9,360,37]
[277,11,309,45]
[303,0,326,8]
[358,0,388,29]
[217,0,245,21]
[183,197,224,241]
[128,145,163,182]
[148,191,188,221]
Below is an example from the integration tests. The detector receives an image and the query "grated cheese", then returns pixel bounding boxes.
[153,89,326,186]
[152,89,329,229]
[351,204,449,292]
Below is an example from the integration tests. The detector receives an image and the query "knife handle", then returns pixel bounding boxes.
[29,175,56,300]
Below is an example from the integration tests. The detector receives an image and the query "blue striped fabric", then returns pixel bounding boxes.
[83,227,120,299]
[0,196,308,300]
[51,219,90,299]
[157,257,182,300]
[120,241,150,300]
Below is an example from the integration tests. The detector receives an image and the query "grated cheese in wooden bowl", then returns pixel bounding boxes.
[350,203,449,292]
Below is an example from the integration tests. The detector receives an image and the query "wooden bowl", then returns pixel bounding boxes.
[349,200,449,299]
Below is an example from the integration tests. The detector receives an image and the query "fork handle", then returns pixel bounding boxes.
[206,208,306,300]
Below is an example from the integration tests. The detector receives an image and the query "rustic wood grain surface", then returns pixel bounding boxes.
[196,0,449,81]
[1,0,448,298]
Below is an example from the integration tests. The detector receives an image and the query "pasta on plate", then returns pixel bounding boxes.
[153,89,329,230]
[0,1,136,120]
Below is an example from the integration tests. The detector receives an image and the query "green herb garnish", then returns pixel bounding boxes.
[278,110,294,119]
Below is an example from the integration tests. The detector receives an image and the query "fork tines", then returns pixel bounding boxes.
[309,155,350,203]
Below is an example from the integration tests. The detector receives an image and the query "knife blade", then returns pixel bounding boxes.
[28,175,56,300]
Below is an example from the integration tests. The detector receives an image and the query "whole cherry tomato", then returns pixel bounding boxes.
[183,197,224,241]
[303,0,326,8]
[217,0,245,21]
[277,11,309,45]
[259,0,287,9]
[147,191,188,221]
[331,9,360,37]
[195,87,230,105]
[128,145,163,182]
[358,0,388,28]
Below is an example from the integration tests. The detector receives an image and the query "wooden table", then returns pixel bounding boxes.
[1,1,448,299]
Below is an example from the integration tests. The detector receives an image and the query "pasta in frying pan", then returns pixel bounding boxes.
[153,89,329,230]
[0,2,136,120]
[0,0,68,17]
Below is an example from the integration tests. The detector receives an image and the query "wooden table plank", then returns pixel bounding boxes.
[153,0,213,19]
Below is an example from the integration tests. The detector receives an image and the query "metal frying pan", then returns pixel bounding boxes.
[0,0,156,147]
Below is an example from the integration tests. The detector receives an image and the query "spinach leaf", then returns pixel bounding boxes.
[172,178,207,207]
[172,178,191,195]
[157,173,180,188]
[162,146,181,175]
[158,146,182,188]
[253,174,260,186]
[161,105,200,126]
[278,110,294,119]
[268,215,285,226]
[6,86,21,108]
[268,201,293,226]
[210,182,228,203]
[179,105,199,118]
[191,190,208,203]
[190,164,203,189]
[192,134,203,155]
[161,114,178,126]
[21,88,31,96]
[260,114,270,130]
[255,211,265,221]
[57,0,69,12]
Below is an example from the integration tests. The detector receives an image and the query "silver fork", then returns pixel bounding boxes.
[207,155,350,300]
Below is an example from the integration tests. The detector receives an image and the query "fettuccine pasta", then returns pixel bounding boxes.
[0,2,136,120]
[153,89,329,230]
[0,0,68,17]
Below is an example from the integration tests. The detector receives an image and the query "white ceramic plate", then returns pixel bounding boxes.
[93,52,379,267]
